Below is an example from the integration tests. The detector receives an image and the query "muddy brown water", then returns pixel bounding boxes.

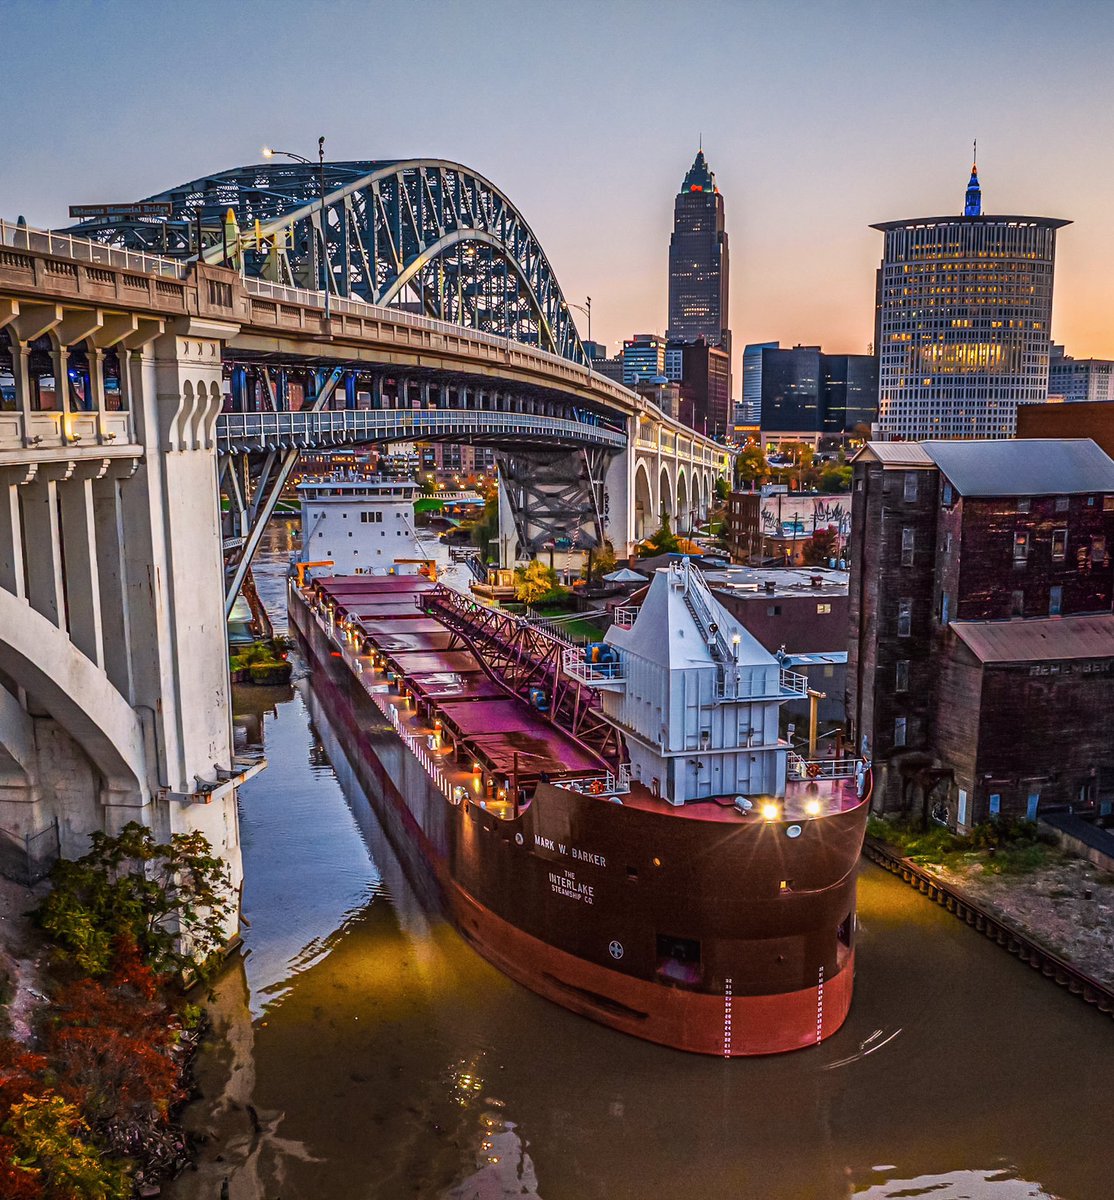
[168,526,1111,1200]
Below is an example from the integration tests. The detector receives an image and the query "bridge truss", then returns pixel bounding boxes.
[64,159,588,364]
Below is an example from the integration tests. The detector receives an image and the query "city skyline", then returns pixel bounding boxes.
[2,0,1112,387]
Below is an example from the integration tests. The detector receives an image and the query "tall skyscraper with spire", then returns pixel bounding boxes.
[872,156,1068,439]
[667,148,732,394]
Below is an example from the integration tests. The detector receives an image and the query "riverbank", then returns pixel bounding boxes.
[866,822,1114,991]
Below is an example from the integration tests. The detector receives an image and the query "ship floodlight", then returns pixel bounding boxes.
[805,798,823,817]
[761,802,780,822]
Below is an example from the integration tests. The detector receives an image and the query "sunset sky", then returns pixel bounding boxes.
[3,0,1112,385]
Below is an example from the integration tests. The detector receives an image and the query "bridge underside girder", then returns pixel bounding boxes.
[496,447,612,557]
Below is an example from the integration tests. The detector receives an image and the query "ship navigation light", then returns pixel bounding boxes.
[761,802,780,822]
[804,797,823,817]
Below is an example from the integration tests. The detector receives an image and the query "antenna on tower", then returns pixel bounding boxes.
[973,138,977,168]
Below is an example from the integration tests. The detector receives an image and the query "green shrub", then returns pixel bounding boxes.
[37,823,234,983]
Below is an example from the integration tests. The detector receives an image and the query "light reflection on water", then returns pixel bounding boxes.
[169,525,1112,1200]
[854,1168,1059,1198]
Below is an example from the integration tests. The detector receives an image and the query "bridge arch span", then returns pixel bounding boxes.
[66,158,588,364]
[0,569,149,803]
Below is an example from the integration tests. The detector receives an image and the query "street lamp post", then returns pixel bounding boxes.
[570,296,592,370]
[262,137,330,320]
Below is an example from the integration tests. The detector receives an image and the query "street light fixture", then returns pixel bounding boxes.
[570,296,592,370]
[262,137,330,320]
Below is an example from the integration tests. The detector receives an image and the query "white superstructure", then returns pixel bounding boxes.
[565,560,808,806]
[297,476,427,575]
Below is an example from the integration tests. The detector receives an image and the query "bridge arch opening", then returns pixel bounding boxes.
[659,466,674,524]
[676,470,689,534]
[633,462,653,542]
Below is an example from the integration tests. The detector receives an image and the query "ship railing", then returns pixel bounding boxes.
[553,764,631,796]
[562,645,625,686]
[613,606,639,629]
[787,752,860,782]
[779,667,809,696]
[712,665,809,700]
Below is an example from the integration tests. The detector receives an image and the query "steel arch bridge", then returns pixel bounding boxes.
[65,159,587,364]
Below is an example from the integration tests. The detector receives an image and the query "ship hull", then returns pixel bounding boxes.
[291,585,868,1056]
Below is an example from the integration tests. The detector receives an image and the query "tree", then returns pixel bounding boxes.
[588,543,617,582]
[819,464,853,493]
[714,476,729,503]
[514,560,556,605]
[735,445,767,487]
[802,527,839,566]
[37,823,234,982]
[638,514,680,558]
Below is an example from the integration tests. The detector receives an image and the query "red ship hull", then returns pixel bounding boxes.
[291,580,869,1056]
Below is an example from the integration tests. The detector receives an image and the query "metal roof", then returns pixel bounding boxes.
[923,438,1114,497]
[853,442,935,467]
[951,613,1114,663]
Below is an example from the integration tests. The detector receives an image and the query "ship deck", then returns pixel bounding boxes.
[298,575,868,827]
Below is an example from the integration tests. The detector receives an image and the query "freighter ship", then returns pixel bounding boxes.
[289,497,870,1055]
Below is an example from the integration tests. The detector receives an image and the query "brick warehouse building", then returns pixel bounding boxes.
[847,439,1114,830]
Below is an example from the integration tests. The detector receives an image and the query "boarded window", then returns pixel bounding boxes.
[1011,590,1025,617]
[894,717,907,748]
[895,660,909,692]
[903,472,919,502]
[901,527,915,566]
[1051,529,1067,561]
[1049,586,1062,616]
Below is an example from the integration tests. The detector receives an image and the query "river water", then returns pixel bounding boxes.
[169,523,1112,1200]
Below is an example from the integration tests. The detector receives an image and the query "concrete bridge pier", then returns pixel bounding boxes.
[0,315,258,913]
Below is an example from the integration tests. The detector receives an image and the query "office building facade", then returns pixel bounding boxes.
[873,161,1069,439]
[667,149,731,390]
[622,333,666,387]
[743,341,778,425]
[759,346,878,443]
[1048,345,1114,404]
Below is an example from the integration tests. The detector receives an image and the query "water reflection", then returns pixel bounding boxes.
[169,525,1113,1200]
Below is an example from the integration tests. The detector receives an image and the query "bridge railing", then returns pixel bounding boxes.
[0,218,187,280]
[216,408,627,451]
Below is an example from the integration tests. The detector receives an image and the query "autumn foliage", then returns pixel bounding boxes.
[2,822,230,1197]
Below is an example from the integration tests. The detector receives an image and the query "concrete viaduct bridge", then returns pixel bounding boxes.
[0,158,730,892]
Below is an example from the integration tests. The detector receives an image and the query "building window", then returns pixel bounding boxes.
[1092,536,1107,566]
[897,598,912,637]
[1051,529,1067,561]
[940,592,950,624]
[817,603,831,614]
[1013,531,1029,566]
[894,717,907,748]
[895,660,909,692]
[1016,497,1030,513]
[1104,496,1114,511]
[1050,585,1062,616]
[989,793,1001,816]
[942,482,953,505]
[1011,589,1025,617]
[903,472,919,502]
[767,605,781,616]
[901,527,915,566]
[1055,496,1069,513]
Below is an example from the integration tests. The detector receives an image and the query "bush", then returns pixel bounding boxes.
[6,1092,130,1199]
[37,823,234,983]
